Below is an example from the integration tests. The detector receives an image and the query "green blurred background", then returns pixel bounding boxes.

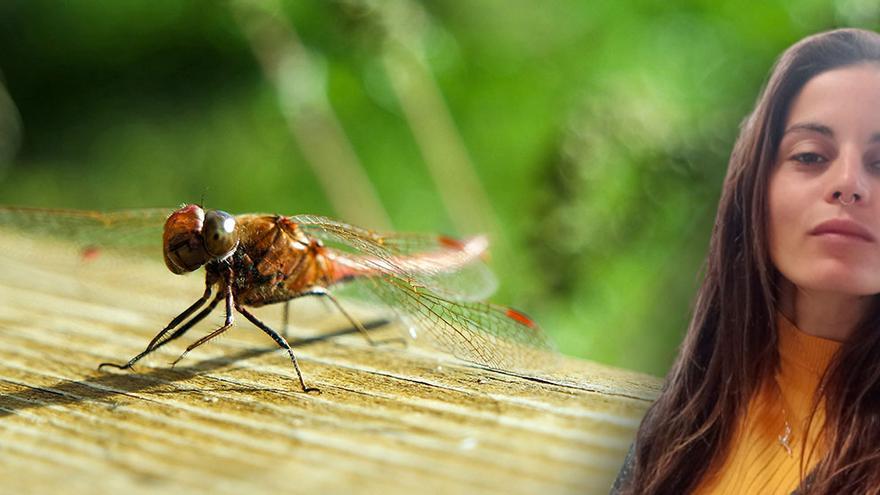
[0,1,877,376]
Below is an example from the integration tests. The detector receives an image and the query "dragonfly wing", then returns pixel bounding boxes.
[0,206,172,261]
[337,275,556,371]
[291,214,498,302]
[415,263,498,303]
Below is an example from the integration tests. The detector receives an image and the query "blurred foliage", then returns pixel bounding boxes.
[0,0,877,376]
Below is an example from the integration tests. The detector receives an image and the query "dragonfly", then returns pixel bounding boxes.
[0,204,555,392]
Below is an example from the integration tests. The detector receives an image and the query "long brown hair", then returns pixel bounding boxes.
[618,28,880,494]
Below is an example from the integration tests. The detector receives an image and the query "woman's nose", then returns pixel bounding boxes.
[825,147,870,205]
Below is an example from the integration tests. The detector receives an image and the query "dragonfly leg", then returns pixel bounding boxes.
[237,304,319,394]
[295,287,394,347]
[145,282,214,351]
[318,297,333,314]
[280,296,333,333]
[281,300,290,338]
[171,284,234,367]
[99,283,220,371]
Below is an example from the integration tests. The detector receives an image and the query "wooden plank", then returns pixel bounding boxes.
[0,230,660,495]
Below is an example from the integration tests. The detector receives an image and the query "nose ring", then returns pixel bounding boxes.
[834,191,860,206]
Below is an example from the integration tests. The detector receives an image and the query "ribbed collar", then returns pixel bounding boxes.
[776,311,842,381]
[773,311,842,465]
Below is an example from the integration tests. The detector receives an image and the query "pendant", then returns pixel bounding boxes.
[778,420,793,457]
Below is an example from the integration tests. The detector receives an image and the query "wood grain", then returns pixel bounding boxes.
[0,230,660,495]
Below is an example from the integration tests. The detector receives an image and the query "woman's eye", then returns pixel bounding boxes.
[791,152,826,165]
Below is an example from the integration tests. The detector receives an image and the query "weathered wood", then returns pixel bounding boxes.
[0,232,660,495]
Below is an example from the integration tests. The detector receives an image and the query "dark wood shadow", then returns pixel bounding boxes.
[0,318,391,416]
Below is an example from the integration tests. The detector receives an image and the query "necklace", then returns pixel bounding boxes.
[774,375,794,457]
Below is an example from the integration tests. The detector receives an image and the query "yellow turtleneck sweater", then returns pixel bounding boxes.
[692,312,841,494]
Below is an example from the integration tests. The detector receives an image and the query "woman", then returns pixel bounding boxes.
[611,28,880,494]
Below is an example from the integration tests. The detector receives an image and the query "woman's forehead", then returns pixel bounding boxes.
[785,64,880,137]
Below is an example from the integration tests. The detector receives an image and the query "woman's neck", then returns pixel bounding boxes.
[778,280,872,341]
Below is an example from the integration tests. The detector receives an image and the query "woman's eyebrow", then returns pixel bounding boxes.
[783,121,833,137]
[783,123,880,144]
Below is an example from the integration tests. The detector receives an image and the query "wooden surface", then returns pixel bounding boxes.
[0,231,661,495]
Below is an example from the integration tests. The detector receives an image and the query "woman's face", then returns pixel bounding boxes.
[768,63,880,296]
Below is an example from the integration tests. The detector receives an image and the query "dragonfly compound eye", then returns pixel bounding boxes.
[163,204,210,274]
[203,209,238,259]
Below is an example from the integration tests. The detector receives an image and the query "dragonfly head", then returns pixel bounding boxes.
[163,204,239,274]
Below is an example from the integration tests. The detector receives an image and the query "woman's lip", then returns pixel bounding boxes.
[812,232,874,242]
[809,219,876,242]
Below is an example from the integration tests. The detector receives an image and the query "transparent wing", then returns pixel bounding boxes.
[337,274,556,370]
[0,206,172,261]
[292,214,498,302]
[290,215,555,369]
